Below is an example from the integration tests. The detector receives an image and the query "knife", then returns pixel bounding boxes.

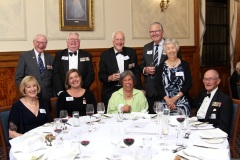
[193,145,219,149]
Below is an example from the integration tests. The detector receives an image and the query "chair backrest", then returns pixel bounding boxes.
[228,77,233,98]
[50,97,58,121]
[230,99,240,158]
[0,106,12,159]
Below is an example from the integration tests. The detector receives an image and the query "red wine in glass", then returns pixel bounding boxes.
[81,140,90,146]
[86,104,94,125]
[123,138,135,146]
[176,117,185,123]
[86,112,94,117]
[54,128,62,134]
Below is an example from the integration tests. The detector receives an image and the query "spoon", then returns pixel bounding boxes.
[172,146,186,153]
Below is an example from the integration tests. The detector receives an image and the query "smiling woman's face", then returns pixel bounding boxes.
[68,71,82,88]
[122,75,134,92]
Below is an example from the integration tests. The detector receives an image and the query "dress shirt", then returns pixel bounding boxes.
[197,87,218,119]
[115,49,124,73]
[34,49,45,67]
[68,50,78,69]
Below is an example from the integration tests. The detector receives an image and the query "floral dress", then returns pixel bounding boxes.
[162,63,190,115]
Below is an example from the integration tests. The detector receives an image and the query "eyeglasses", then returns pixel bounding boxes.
[35,41,47,45]
[149,29,162,34]
[203,78,219,82]
[67,38,80,42]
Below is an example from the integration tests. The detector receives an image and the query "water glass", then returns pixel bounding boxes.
[142,136,152,158]
[72,111,80,127]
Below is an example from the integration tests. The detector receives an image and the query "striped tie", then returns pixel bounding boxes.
[153,44,159,66]
[38,54,45,76]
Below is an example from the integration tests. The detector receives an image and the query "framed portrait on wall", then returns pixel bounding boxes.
[59,0,94,31]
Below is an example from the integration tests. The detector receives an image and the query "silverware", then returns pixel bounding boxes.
[172,146,186,153]
[36,154,44,160]
[193,145,218,149]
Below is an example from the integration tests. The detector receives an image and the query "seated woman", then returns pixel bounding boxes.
[9,76,50,138]
[107,70,148,114]
[56,69,97,117]
[155,38,192,116]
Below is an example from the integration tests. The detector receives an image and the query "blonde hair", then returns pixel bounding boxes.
[19,76,40,96]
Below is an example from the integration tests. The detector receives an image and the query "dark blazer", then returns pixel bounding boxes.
[140,41,181,97]
[193,89,233,135]
[53,49,94,93]
[98,47,143,106]
[155,60,192,100]
[15,49,54,101]
[230,71,240,99]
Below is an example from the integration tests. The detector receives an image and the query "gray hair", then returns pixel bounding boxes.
[66,32,80,40]
[163,38,180,53]
[150,22,163,30]
[33,34,48,42]
[119,70,136,86]
[112,31,125,41]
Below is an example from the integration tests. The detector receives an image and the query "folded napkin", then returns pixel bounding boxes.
[198,128,228,139]
[177,146,229,160]
[130,119,150,128]
[130,112,150,119]
[188,116,198,123]
[10,131,45,153]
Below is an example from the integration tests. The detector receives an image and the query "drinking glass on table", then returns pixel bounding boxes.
[86,104,94,125]
[176,108,186,129]
[59,110,68,132]
[110,128,122,159]
[97,102,105,117]
[161,117,169,151]
[53,118,63,147]
[123,129,135,157]
[80,133,91,159]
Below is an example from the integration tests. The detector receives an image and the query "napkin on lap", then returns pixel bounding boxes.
[10,131,45,153]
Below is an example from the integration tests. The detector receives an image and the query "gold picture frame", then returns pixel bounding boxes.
[59,0,94,31]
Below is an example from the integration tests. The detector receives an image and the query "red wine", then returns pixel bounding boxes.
[54,128,62,134]
[61,119,68,123]
[81,140,90,146]
[176,117,185,123]
[86,112,94,116]
[123,138,134,146]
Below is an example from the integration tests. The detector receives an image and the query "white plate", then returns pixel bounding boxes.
[202,138,225,144]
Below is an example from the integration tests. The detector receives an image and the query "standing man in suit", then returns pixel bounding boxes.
[193,69,233,134]
[140,22,181,114]
[15,34,54,108]
[98,31,143,110]
[53,32,94,96]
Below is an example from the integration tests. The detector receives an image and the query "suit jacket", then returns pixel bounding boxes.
[193,89,233,135]
[98,47,143,106]
[15,49,54,100]
[140,41,181,97]
[230,71,240,99]
[53,48,94,93]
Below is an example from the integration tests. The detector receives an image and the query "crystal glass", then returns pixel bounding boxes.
[97,102,105,117]
[59,110,68,132]
[161,117,169,151]
[149,62,155,79]
[123,129,135,157]
[110,128,121,158]
[86,104,94,125]
[80,133,91,159]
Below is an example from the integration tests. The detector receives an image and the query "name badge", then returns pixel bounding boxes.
[128,63,135,69]
[62,56,68,60]
[175,72,184,76]
[212,102,221,107]
[80,57,90,62]
[124,56,129,60]
[40,109,46,114]
[147,50,153,55]
[66,97,74,101]
[46,65,53,70]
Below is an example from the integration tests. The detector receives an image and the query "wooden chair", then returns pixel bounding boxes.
[0,106,12,160]
[228,77,233,98]
[50,97,58,121]
[230,99,240,158]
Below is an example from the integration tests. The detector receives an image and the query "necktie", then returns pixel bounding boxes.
[38,54,45,76]
[69,51,77,56]
[115,52,123,56]
[206,93,211,98]
[153,44,159,66]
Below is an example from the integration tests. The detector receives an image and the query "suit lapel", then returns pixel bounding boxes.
[30,50,41,77]
[110,48,120,72]
[62,50,69,74]
[77,49,83,73]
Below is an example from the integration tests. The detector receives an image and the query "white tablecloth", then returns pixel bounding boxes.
[9,114,230,160]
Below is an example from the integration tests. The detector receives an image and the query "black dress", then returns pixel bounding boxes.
[8,99,50,134]
[56,90,97,117]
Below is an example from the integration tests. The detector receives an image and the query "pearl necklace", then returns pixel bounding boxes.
[168,58,179,67]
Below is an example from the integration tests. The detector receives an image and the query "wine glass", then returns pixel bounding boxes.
[97,102,105,119]
[149,62,155,79]
[80,133,91,159]
[59,110,68,132]
[123,129,135,157]
[115,70,121,86]
[176,108,186,129]
[86,104,94,125]
[53,118,63,147]
[161,117,169,151]
[110,128,121,159]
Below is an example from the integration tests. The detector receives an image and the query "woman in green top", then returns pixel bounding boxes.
[107,70,148,114]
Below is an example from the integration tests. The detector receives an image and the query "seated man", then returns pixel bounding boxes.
[230,62,240,99]
[193,69,233,135]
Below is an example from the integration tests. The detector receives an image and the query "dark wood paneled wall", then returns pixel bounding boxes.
[0,46,200,107]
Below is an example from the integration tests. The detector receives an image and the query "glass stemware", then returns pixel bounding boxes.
[161,117,169,151]
[97,102,105,121]
[53,118,63,147]
[59,110,68,132]
[86,104,94,125]
[115,70,121,86]
[176,108,186,146]
[149,62,155,79]
[123,129,135,157]
[110,128,121,159]
[80,133,91,159]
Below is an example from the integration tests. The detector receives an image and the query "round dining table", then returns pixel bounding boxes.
[9,113,230,160]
